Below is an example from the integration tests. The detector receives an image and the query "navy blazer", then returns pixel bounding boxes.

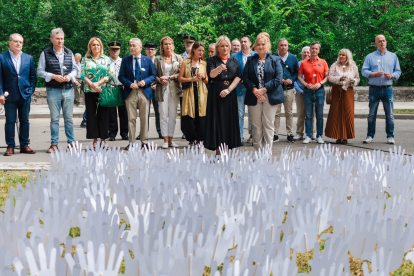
[118,55,156,100]
[0,51,37,101]
[243,54,284,106]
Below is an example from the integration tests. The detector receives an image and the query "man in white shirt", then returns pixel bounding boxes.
[232,35,257,146]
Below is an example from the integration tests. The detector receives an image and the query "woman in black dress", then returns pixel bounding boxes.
[205,35,242,155]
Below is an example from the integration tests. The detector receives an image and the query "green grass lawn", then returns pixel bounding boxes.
[393,109,414,114]
[1,170,414,275]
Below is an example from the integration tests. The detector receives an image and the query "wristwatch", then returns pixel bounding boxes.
[263,87,267,93]
[228,87,233,92]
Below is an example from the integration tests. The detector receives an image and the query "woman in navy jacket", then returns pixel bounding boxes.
[243,32,284,151]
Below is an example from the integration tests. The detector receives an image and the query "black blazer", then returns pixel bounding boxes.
[243,54,284,106]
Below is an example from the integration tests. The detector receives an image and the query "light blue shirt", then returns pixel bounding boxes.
[361,49,401,86]
[8,50,22,74]
[294,60,304,94]
[37,47,78,83]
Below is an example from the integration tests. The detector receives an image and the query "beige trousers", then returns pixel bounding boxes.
[295,92,316,136]
[249,94,278,151]
[125,89,149,144]
[274,88,295,135]
[73,78,83,105]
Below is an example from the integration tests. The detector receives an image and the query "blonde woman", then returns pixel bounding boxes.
[243,32,284,151]
[325,49,360,144]
[205,35,242,155]
[178,41,208,146]
[80,37,112,149]
[153,37,183,149]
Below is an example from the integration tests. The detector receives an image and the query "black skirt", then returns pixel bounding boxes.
[181,83,206,143]
[204,81,241,150]
[85,92,109,139]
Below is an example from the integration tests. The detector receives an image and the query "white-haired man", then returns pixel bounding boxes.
[37,28,78,153]
[73,53,83,108]
[118,38,156,150]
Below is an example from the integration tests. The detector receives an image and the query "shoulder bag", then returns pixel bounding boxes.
[100,77,124,107]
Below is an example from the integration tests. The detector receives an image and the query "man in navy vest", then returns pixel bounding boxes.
[37,28,78,153]
[118,38,156,150]
[0,33,37,156]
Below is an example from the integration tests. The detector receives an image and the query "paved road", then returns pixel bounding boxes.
[0,116,413,163]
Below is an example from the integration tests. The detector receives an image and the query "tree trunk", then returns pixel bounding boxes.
[149,0,159,16]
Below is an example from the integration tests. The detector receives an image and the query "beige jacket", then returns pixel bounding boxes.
[181,59,208,118]
[153,53,183,102]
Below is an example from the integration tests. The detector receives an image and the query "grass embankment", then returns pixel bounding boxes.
[1,170,414,275]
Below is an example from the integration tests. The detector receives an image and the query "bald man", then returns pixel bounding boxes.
[208,43,215,57]
[361,35,401,145]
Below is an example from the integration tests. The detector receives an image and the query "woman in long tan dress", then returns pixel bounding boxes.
[325,49,360,144]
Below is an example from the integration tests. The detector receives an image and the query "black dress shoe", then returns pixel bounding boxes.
[273,135,279,142]
[287,135,295,143]
[80,121,87,128]
[109,137,115,141]
[136,135,140,140]
[121,136,129,140]
[182,134,186,139]
[125,144,130,150]
[158,134,163,139]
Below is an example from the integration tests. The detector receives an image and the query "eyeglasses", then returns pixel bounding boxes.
[146,48,156,51]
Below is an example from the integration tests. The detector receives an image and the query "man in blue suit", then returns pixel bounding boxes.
[118,38,156,150]
[232,35,256,146]
[0,33,37,156]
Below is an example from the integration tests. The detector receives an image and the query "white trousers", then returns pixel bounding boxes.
[159,88,180,137]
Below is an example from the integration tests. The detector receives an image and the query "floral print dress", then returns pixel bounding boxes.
[80,55,112,92]
[257,60,265,89]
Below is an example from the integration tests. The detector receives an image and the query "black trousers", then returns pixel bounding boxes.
[181,85,206,142]
[108,104,128,138]
[85,93,109,139]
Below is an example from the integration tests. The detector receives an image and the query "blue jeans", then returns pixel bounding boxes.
[82,110,87,122]
[46,87,75,145]
[367,86,394,138]
[237,94,246,139]
[303,88,324,138]
[4,95,31,148]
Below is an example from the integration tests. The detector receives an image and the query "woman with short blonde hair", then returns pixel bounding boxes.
[205,35,242,154]
[153,36,183,148]
[325,49,360,144]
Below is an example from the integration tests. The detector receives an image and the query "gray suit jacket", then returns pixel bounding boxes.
[153,53,183,102]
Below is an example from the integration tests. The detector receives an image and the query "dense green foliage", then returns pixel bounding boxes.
[1,0,413,86]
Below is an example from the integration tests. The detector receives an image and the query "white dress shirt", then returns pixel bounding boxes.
[110,57,122,86]
[242,51,254,67]
[279,52,289,63]
[8,50,22,74]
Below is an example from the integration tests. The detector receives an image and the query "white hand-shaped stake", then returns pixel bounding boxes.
[65,241,124,276]
[25,243,56,276]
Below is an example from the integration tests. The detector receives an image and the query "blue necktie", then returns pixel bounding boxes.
[134,57,141,81]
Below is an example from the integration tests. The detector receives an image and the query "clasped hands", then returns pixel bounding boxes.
[305,83,322,90]
[0,95,4,105]
[376,71,393,80]
[281,79,292,85]
[130,80,146,90]
[52,74,71,83]
[340,76,355,83]
[253,87,266,101]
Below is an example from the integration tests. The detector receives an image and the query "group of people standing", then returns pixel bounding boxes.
[0,28,402,156]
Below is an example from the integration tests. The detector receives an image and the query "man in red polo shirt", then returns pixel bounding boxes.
[297,41,329,144]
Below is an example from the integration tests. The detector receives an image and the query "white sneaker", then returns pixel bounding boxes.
[387,137,395,144]
[363,136,373,144]
[317,136,324,144]
[303,137,311,144]
[311,134,317,140]
[169,142,179,148]
[293,134,303,140]
[162,143,169,149]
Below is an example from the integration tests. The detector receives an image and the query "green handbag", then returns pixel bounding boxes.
[99,78,124,107]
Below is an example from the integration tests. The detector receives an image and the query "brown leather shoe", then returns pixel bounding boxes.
[47,144,58,153]
[20,146,36,154]
[3,147,14,156]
